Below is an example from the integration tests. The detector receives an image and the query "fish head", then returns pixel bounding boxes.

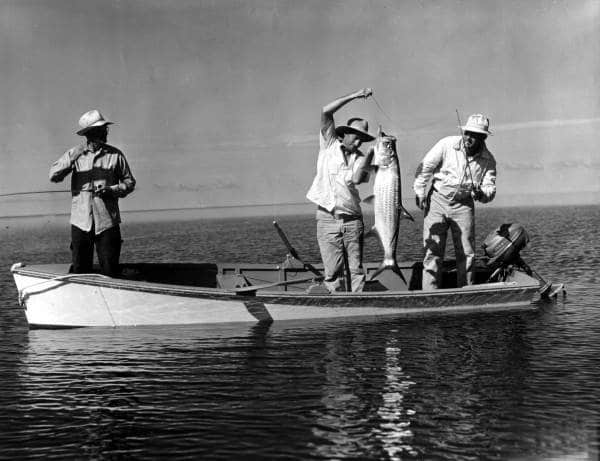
[373,133,398,167]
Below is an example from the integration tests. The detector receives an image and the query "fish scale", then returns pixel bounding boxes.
[372,134,402,269]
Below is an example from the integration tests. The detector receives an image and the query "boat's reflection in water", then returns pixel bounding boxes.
[372,338,417,459]
[307,322,418,459]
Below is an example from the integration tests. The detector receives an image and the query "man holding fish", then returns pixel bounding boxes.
[413,114,497,290]
[306,88,376,292]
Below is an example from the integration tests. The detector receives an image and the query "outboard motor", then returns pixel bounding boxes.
[482,223,530,270]
[482,223,564,299]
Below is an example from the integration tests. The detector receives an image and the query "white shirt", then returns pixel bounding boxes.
[49,143,136,233]
[306,131,367,216]
[413,136,496,203]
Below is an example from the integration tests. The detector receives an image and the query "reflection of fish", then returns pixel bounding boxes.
[364,129,413,280]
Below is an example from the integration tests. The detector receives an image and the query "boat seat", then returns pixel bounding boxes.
[216,273,251,289]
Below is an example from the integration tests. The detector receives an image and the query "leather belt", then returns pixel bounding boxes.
[317,206,360,222]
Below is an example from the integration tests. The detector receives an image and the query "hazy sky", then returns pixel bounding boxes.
[1,0,598,216]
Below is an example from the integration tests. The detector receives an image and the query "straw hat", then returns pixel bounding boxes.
[76,109,113,136]
[461,114,492,136]
[335,118,375,142]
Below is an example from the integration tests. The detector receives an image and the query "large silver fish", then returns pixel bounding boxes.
[364,129,413,280]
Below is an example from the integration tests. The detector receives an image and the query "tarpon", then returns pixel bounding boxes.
[364,129,413,281]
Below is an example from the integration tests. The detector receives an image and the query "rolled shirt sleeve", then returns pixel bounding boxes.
[320,111,336,150]
[49,145,84,182]
[413,138,445,199]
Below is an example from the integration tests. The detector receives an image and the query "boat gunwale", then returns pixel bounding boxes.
[11,262,541,304]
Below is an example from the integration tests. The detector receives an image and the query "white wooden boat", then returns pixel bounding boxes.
[10,258,543,328]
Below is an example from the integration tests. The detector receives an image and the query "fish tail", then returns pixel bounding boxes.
[369,262,407,285]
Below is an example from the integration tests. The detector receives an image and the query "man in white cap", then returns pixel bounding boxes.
[306,88,375,292]
[50,109,136,276]
[413,114,497,290]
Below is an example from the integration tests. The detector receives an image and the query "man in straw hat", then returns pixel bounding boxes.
[306,88,375,292]
[50,109,136,277]
[413,113,497,290]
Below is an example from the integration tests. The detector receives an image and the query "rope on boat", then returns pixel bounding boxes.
[18,273,111,305]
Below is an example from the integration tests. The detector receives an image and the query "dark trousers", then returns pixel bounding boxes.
[70,225,122,277]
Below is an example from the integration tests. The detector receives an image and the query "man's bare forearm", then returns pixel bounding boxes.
[322,88,373,119]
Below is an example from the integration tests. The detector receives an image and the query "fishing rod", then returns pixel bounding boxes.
[455,109,480,195]
[1,188,144,198]
[0,190,70,198]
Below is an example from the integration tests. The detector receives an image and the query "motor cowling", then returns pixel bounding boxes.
[482,223,530,269]
[482,222,565,299]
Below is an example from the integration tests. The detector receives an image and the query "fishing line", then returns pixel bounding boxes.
[270,165,279,224]
[370,95,396,126]
[369,95,410,139]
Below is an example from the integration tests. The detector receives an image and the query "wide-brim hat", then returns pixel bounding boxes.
[461,113,492,136]
[76,109,114,136]
[335,118,375,142]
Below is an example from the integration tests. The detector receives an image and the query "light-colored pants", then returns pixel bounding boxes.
[422,191,475,290]
[316,211,366,292]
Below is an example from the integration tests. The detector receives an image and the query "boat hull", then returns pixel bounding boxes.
[11,262,541,328]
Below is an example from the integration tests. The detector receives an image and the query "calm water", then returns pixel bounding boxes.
[1,206,599,460]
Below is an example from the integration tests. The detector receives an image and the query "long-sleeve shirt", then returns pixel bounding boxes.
[49,142,136,234]
[306,117,369,216]
[413,135,496,203]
